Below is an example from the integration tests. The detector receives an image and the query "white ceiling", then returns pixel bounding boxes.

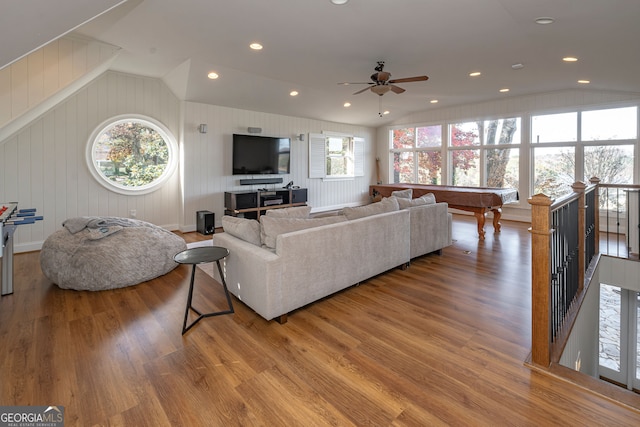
[5,0,640,127]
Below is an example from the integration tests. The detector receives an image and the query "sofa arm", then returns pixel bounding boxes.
[211,232,283,320]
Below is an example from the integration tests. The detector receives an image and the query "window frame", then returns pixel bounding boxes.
[309,132,364,180]
[386,102,639,205]
[390,118,521,189]
[531,105,638,199]
[86,114,179,195]
[389,125,443,185]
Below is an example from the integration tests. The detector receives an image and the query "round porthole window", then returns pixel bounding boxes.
[86,115,178,195]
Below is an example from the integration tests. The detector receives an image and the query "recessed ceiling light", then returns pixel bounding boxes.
[382,110,390,115]
[578,80,590,84]
[207,71,219,79]
[535,17,555,25]
[511,63,524,70]
[563,56,578,62]
[249,42,263,50]
[469,71,481,77]
[499,88,510,93]
[430,99,438,104]
[289,90,299,96]
[343,102,351,107]
[331,0,348,4]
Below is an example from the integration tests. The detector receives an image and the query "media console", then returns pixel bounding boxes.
[224,188,307,219]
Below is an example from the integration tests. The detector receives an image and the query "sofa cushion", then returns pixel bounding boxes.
[342,196,399,220]
[397,193,436,209]
[392,188,413,199]
[260,215,347,249]
[265,205,312,218]
[221,216,261,246]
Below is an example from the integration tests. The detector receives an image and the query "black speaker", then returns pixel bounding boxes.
[239,177,283,185]
[196,210,215,235]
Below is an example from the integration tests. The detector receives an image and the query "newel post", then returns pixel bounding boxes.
[589,177,601,254]
[528,193,553,367]
[572,181,586,292]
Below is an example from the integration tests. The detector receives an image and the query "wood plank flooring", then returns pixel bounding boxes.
[1,215,639,426]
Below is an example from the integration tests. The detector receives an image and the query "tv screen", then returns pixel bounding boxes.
[232,134,290,175]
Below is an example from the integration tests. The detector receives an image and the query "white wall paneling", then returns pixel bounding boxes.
[0,71,181,252]
[181,103,376,230]
[0,36,119,138]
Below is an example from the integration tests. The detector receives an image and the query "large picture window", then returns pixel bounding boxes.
[532,106,637,199]
[391,118,520,189]
[391,125,442,184]
[86,115,178,195]
[387,104,638,204]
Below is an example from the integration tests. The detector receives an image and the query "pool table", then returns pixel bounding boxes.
[370,184,519,240]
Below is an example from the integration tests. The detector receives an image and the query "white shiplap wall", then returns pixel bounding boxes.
[181,102,376,230]
[0,35,120,137]
[1,71,181,252]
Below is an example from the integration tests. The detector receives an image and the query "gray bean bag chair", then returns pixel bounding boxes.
[40,217,187,291]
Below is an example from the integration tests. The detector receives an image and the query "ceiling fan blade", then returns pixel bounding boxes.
[388,75,429,84]
[353,86,373,95]
[338,82,373,85]
[390,85,405,94]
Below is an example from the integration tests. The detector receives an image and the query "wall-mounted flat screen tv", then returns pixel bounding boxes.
[232,134,290,175]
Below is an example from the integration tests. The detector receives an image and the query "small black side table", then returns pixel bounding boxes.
[174,246,234,334]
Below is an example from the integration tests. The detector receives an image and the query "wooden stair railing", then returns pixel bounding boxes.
[528,181,597,368]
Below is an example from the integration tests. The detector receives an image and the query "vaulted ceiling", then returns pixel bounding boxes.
[4,0,640,127]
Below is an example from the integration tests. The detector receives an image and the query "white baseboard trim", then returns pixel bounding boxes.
[15,241,44,254]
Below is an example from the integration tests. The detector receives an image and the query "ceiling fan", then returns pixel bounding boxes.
[339,61,429,96]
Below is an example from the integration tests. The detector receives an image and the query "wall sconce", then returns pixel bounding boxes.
[198,124,208,134]
[297,134,305,141]
[247,127,262,134]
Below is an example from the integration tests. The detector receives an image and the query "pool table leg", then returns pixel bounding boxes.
[491,208,502,233]
[474,211,487,240]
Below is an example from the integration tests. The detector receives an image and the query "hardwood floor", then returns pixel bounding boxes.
[1,215,639,426]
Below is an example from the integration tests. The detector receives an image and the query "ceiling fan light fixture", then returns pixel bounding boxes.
[371,85,391,96]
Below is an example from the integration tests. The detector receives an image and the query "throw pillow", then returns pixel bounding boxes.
[221,216,261,246]
[391,188,413,199]
[342,196,400,220]
[265,205,312,218]
[397,193,437,209]
[260,216,347,249]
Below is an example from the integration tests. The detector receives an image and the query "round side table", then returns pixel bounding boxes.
[174,246,234,334]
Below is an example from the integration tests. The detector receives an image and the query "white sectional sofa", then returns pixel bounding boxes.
[212,195,452,323]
